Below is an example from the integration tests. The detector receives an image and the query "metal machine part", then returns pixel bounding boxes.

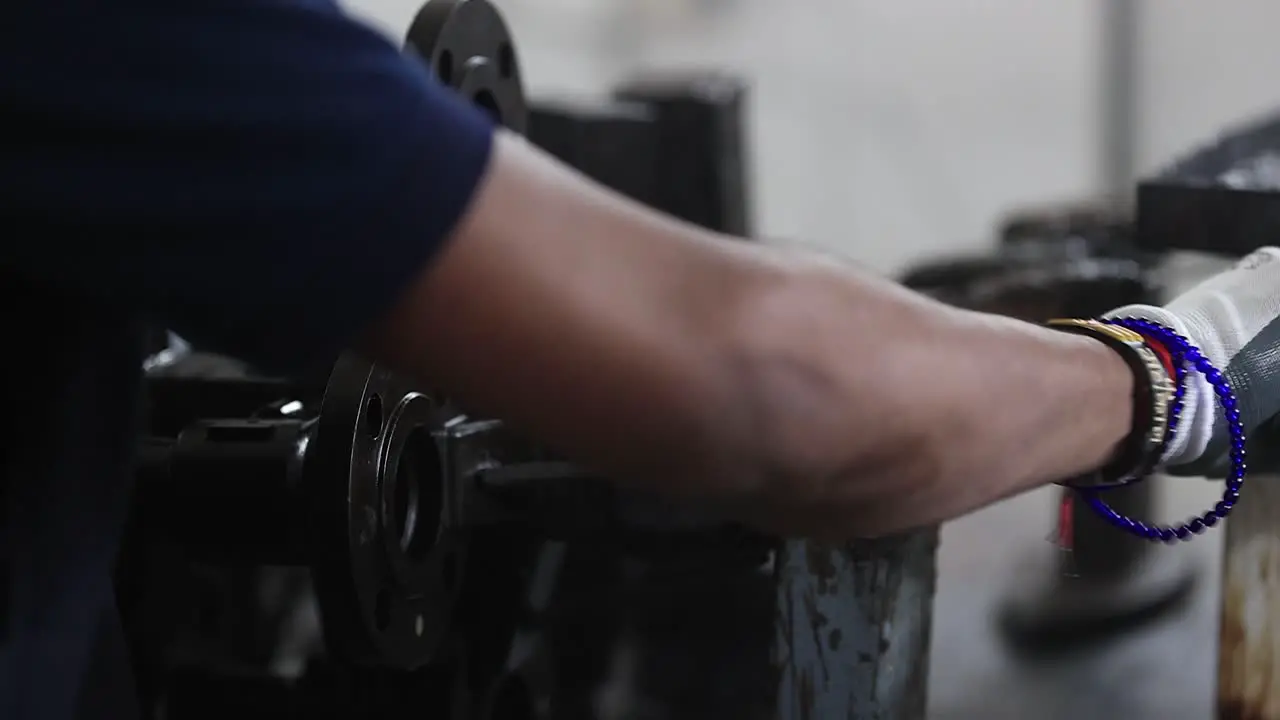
[304,357,462,668]
[529,98,658,205]
[612,73,752,236]
[406,0,527,133]
[1136,111,1280,257]
[130,351,765,667]
[528,71,753,237]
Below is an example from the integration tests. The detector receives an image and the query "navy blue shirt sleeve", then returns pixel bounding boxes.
[1,0,495,374]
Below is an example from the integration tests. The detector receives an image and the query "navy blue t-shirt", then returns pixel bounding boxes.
[0,0,494,717]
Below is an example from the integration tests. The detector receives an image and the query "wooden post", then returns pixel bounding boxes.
[1219,472,1280,720]
[774,529,939,720]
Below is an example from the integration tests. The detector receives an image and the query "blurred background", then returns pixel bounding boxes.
[331,0,1279,716]
[344,0,1280,272]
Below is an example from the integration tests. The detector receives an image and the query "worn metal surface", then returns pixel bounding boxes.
[1219,471,1280,720]
[774,529,939,720]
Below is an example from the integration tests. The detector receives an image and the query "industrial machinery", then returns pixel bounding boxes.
[115,2,939,719]
[125,348,774,719]
[127,1,1280,714]
[1131,112,1280,720]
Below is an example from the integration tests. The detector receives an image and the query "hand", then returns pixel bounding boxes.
[1105,248,1280,476]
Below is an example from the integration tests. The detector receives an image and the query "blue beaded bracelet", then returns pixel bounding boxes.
[1077,317,1246,543]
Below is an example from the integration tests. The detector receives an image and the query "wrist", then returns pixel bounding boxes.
[1073,333,1138,472]
[1047,319,1176,486]
[1103,305,1212,468]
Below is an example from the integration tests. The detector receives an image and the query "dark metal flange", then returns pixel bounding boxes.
[305,354,465,669]
[406,0,527,134]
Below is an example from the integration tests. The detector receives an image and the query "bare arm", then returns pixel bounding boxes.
[364,131,1132,539]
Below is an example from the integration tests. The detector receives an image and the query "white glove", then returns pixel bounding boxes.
[1105,247,1280,476]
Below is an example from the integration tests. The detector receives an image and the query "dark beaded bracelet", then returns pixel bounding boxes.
[1077,317,1246,543]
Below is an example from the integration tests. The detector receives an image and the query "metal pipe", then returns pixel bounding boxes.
[1218,470,1280,719]
[774,530,939,720]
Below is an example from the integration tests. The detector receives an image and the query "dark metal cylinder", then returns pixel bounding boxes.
[1067,484,1153,579]
[613,73,752,236]
[773,530,940,720]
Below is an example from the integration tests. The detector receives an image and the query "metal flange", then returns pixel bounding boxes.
[406,0,528,134]
[305,354,464,669]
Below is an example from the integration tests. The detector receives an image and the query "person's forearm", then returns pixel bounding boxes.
[728,255,1134,537]
[365,131,1134,540]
